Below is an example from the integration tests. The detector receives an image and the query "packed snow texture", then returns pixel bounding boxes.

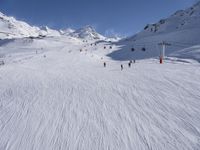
[0,37,200,150]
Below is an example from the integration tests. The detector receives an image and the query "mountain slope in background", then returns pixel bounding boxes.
[132,1,200,39]
[0,12,109,42]
[60,28,75,36]
[69,25,106,41]
[0,12,62,39]
[40,26,61,37]
[108,1,200,62]
[0,1,200,62]
[0,12,41,39]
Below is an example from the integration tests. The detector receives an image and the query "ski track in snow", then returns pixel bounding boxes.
[0,42,200,150]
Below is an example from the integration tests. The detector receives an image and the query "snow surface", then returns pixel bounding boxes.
[0,1,200,150]
[0,37,200,150]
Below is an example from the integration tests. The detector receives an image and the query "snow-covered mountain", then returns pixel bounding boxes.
[0,12,107,41]
[132,1,200,39]
[109,1,200,61]
[0,12,42,39]
[40,26,61,37]
[69,25,106,40]
[60,28,75,36]
[0,12,61,39]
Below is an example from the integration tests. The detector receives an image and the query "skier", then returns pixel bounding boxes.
[104,62,106,67]
[0,60,4,66]
[121,64,123,70]
[133,60,136,63]
[128,62,131,68]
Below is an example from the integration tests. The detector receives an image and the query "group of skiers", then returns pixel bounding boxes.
[104,60,136,71]
[79,44,137,71]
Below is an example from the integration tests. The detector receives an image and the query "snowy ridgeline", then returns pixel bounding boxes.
[0,12,114,41]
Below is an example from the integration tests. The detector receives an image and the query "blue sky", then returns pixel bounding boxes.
[0,0,198,36]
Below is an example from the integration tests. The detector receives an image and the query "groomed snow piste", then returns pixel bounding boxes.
[0,37,200,150]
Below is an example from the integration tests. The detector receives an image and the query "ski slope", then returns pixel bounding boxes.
[0,38,200,150]
[108,1,200,61]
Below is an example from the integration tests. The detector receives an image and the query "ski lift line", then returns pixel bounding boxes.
[133,42,170,47]
[167,41,197,46]
[170,42,191,46]
[133,43,159,45]
[133,41,162,45]
[132,41,195,48]
[132,43,164,47]
[167,41,193,45]
[133,40,196,45]
[169,43,193,47]
[170,44,190,48]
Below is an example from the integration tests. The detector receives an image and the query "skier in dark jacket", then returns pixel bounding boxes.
[121,64,123,70]
[104,62,106,67]
[128,62,131,68]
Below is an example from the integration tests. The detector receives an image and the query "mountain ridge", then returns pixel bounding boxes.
[107,1,200,61]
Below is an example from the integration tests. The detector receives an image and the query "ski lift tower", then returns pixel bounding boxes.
[158,41,171,64]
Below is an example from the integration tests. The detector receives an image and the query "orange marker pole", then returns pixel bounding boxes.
[160,56,163,64]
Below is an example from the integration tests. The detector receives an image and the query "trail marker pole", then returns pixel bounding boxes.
[158,41,171,64]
